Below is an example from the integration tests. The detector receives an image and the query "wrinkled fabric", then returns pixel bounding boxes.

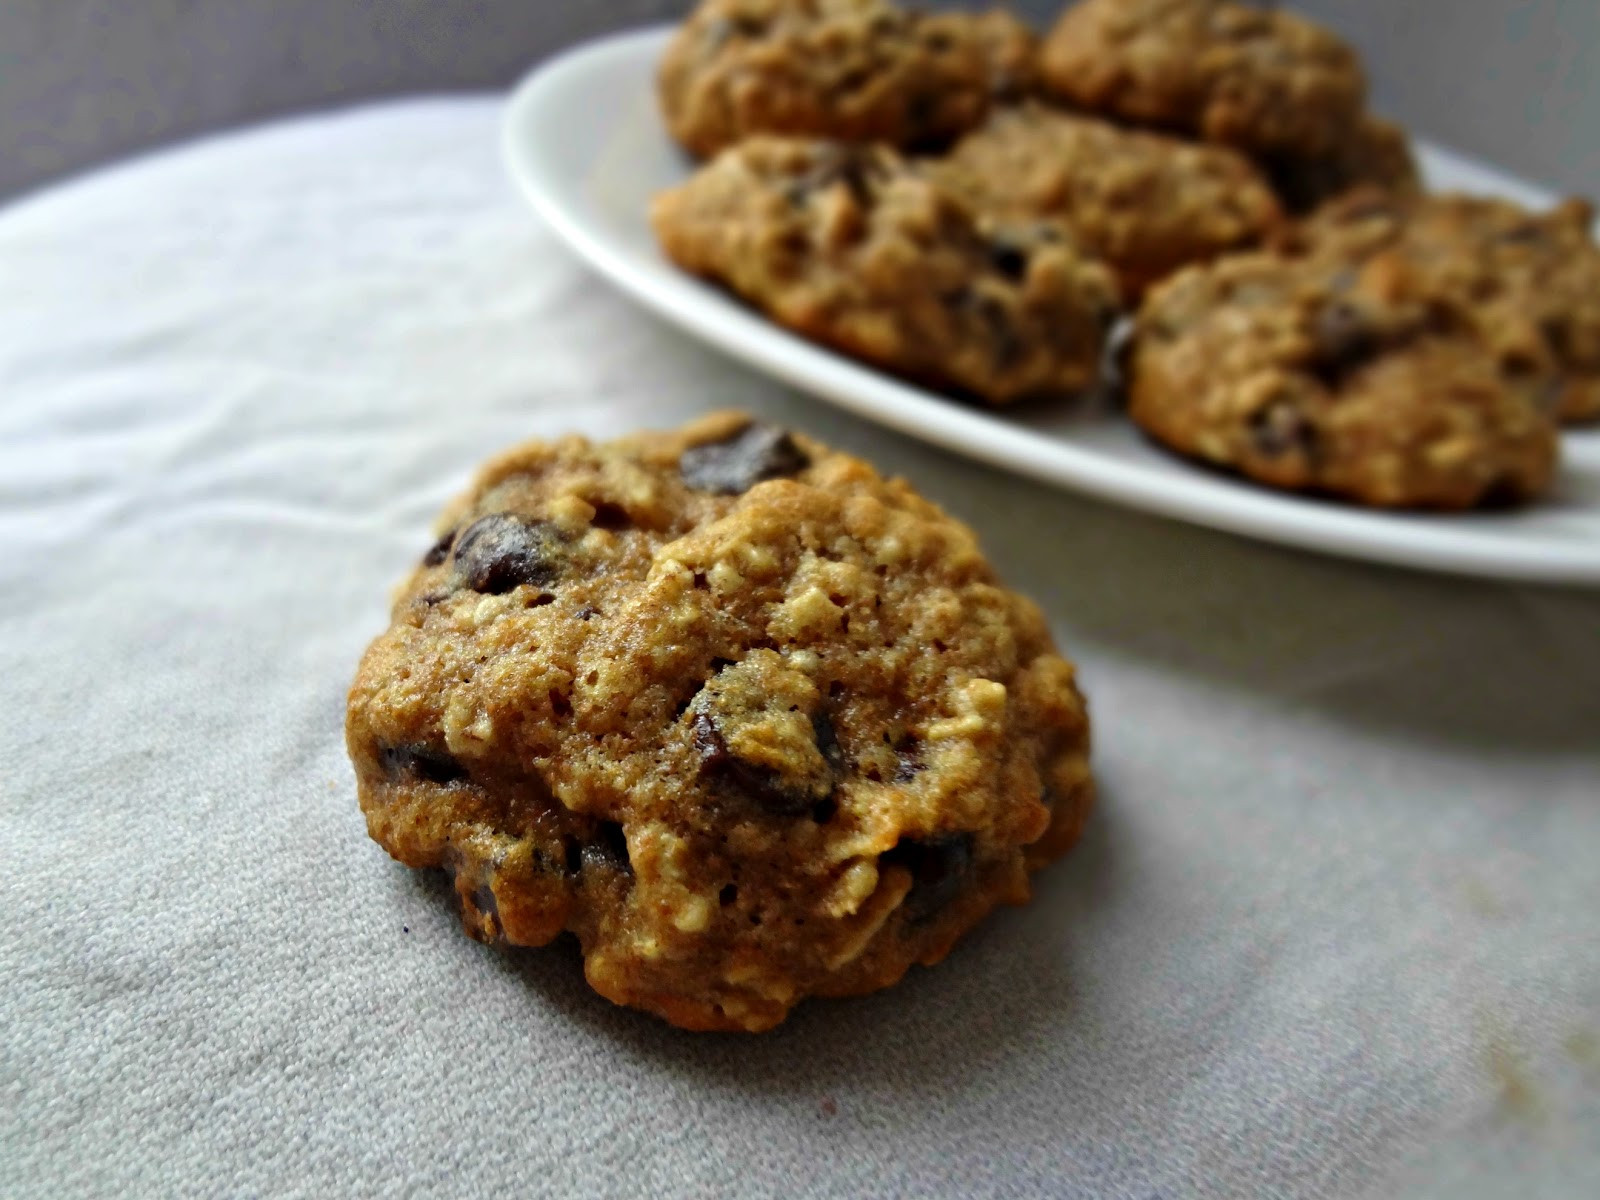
[1,99,1597,1200]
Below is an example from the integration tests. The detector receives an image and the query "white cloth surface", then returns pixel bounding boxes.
[2,97,1597,1199]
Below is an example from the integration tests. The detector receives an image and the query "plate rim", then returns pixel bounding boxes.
[502,25,1600,588]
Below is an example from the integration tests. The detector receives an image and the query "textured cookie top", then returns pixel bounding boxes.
[934,103,1283,298]
[1040,0,1366,156]
[347,413,1094,1031]
[658,0,1035,159]
[1284,190,1600,424]
[1128,251,1559,508]
[652,138,1120,404]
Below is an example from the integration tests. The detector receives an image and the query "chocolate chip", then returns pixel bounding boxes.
[470,884,498,921]
[813,711,845,774]
[949,287,1023,370]
[883,834,975,923]
[1477,474,1531,510]
[589,502,631,531]
[1494,222,1547,246]
[378,744,466,785]
[703,14,765,50]
[782,147,886,208]
[580,820,632,875]
[817,147,886,204]
[453,513,563,594]
[679,424,809,494]
[693,711,815,816]
[1541,315,1574,360]
[987,236,1030,282]
[905,92,943,145]
[421,529,455,567]
[1249,400,1316,459]
[892,738,924,784]
[1309,300,1383,385]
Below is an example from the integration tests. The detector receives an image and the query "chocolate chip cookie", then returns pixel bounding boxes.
[1039,0,1366,158]
[1283,190,1600,423]
[933,103,1283,298]
[658,0,1037,159]
[1128,251,1559,508]
[347,413,1095,1032]
[651,138,1119,405]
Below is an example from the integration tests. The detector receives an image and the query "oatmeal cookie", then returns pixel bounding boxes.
[1039,0,1366,157]
[652,138,1120,404]
[347,413,1095,1032]
[934,103,1282,298]
[658,0,1035,159]
[1128,251,1559,508]
[1285,190,1600,423]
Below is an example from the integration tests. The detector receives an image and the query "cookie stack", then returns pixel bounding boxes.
[652,0,1600,510]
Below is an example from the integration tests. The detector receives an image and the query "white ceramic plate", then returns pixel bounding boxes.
[502,26,1600,587]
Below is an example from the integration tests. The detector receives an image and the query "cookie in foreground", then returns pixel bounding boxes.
[658,0,1037,159]
[652,138,1120,405]
[346,413,1094,1031]
[1128,252,1560,509]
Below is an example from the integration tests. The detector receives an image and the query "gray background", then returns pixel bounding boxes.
[0,0,1597,204]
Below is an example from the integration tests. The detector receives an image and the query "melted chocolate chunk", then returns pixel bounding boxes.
[786,147,886,207]
[580,820,632,875]
[950,287,1023,370]
[813,711,845,773]
[1249,400,1317,459]
[884,834,975,923]
[421,529,456,567]
[1308,300,1385,388]
[703,13,766,51]
[378,744,467,785]
[693,712,815,816]
[679,424,809,494]
[470,883,499,922]
[1494,222,1547,246]
[589,501,632,531]
[452,513,563,594]
[892,737,924,784]
[986,235,1030,283]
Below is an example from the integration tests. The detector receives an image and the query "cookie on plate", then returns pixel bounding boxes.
[658,0,1037,159]
[1285,190,1600,424]
[651,138,1120,405]
[934,103,1283,298]
[347,412,1095,1032]
[1263,114,1422,215]
[1039,0,1366,158]
[1127,251,1559,508]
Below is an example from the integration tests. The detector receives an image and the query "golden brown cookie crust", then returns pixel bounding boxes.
[1128,252,1559,508]
[652,137,1119,405]
[658,0,1032,159]
[1283,190,1600,424]
[1039,0,1366,157]
[347,413,1094,1031]
[934,103,1283,298]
